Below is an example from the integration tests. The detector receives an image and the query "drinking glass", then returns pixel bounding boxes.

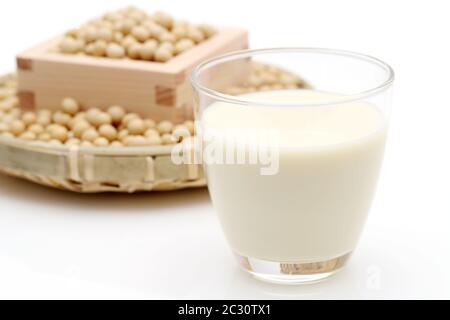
[190,48,394,284]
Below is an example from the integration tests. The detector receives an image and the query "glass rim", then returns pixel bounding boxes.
[190,47,395,107]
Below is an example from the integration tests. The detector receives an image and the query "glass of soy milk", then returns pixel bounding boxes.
[190,48,394,284]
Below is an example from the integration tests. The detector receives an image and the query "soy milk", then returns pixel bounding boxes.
[202,90,387,262]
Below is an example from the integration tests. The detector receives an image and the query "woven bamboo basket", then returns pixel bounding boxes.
[0,73,205,193]
[0,134,204,193]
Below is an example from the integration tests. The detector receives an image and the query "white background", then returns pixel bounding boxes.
[0,0,449,299]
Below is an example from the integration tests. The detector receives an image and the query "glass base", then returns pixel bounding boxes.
[235,252,352,285]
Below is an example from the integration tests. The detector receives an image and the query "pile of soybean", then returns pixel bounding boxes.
[59,6,216,62]
[0,77,193,147]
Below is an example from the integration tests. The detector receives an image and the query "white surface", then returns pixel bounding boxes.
[1,0,449,299]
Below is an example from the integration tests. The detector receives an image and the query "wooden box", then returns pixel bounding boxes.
[16,28,248,123]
